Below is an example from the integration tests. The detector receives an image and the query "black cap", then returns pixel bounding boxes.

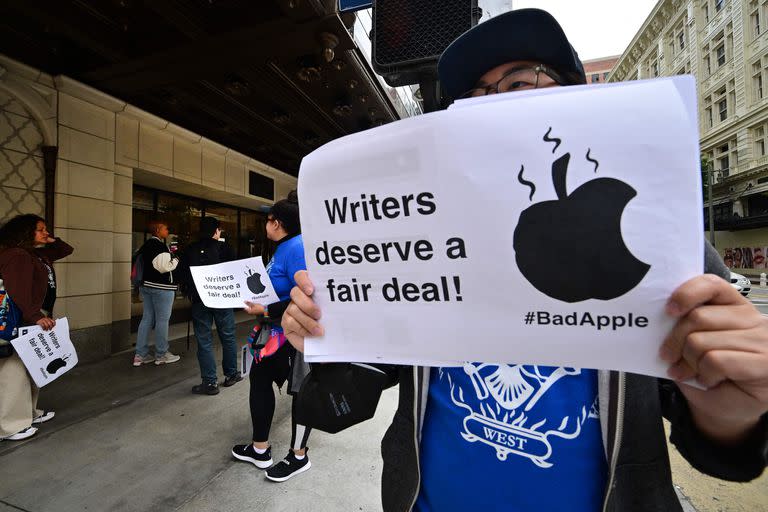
[199,216,220,238]
[438,8,586,99]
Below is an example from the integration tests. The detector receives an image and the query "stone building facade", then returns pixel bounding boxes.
[610,0,768,273]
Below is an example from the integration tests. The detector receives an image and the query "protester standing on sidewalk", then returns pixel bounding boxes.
[0,214,73,441]
[133,220,181,367]
[232,190,313,482]
[281,9,768,512]
[179,216,241,395]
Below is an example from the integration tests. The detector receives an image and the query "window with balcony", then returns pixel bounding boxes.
[752,2,762,38]
[754,61,764,101]
[754,125,766,157]
[716,43,726,66]
[716,142,731,176]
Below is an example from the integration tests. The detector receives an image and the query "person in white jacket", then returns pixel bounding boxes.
[133,220,181,366]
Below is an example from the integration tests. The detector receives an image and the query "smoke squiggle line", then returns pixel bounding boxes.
[543,127,561,154]
[517,165,536,201]
[586,148,599,173]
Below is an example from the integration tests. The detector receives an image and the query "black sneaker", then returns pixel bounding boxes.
[223,374,243,387]
[191,382,219,395]
[265,450,311,482]
[231,444,273,469]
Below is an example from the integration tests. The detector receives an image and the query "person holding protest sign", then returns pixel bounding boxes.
[281,9,768,512]
[133,220,181,367]
[0,214,73,441]
[231,190,314,482]
[178,216,240,395]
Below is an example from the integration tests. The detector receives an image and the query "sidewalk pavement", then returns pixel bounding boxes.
[0,320,766,511]
[0,320,395,512]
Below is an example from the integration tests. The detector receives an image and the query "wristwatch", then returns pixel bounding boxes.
[262,306,269,318]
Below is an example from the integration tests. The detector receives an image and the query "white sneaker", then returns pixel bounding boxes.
[133,354,155,367]
[1,426,38,441]
[155,352,181,365]
[32,410,55,424]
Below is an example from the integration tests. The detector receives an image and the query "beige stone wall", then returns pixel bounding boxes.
[0,54,297,359]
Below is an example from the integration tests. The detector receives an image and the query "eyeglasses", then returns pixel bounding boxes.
[459,64,567,99]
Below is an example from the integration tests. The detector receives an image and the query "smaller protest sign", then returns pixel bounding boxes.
[190,257,279,308]
[11,317,78,388]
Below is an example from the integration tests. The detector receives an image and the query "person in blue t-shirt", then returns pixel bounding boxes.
[280,9,768,512]
[231,190,313,483]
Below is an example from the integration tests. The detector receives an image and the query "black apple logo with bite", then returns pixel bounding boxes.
[513,152,650,303]
[46,354,71,375]
[245,268,266,294]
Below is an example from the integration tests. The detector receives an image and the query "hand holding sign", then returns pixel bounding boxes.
[283,270,323,352]
[659,275,768,444]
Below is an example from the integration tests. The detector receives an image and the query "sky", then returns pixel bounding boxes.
[481,0,662,61]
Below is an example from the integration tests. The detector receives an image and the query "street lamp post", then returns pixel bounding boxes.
[707,162,716,247]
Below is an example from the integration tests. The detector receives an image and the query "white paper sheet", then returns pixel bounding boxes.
[11,317,78,387]
[297,76,702,379]
[190,257,279,308]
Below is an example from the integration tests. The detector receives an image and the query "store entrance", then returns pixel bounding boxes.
[131,185,270,331]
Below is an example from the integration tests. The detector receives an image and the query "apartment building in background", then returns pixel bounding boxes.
[584,55,620,84]
[610,0,768,273]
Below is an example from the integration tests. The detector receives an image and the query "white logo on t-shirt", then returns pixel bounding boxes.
[443,364,599,468]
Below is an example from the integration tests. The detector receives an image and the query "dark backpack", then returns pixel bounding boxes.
[180,241,223,300]
[0,277,22,356]
[130,248,144,290]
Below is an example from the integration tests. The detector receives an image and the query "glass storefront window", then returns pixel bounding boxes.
[157,193,203,253]
[130,185,264,320]
[240,211,271,264]
[205,205,238,248]
[132,187,154,254]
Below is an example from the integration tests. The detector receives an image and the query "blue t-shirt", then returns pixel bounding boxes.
[415,364,607,512]
[266,234,306,301]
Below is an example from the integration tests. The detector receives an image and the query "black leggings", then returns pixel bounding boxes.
[249,343,311,450]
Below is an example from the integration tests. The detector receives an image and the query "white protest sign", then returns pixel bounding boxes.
[190,257,279,308]
[11,317,78,387]
[297,76,702,379]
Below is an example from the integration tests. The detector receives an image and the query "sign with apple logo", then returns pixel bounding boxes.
[296,75,703,379]
[190,257,279,309]
[514,130,650,303]
[11,317,79,388]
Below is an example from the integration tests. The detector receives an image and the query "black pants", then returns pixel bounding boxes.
[249,342,311,450]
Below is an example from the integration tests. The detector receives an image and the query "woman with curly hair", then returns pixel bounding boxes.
[0,214,73,441]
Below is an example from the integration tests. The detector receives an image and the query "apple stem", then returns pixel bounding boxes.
[552,153,570,200]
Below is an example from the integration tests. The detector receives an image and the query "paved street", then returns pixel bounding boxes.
[0,320,766,512]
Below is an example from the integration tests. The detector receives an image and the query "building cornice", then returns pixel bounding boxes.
[611,0,687,81]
